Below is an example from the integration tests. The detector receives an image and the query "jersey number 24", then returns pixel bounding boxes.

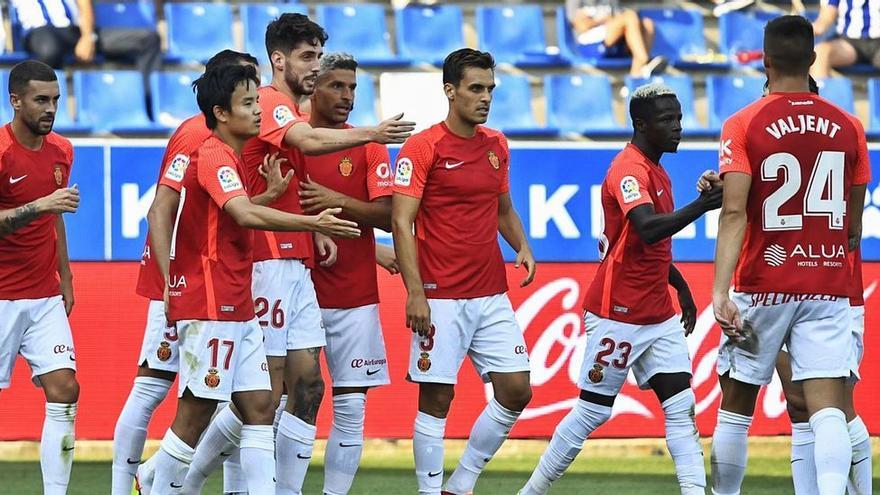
[762,151,846,231]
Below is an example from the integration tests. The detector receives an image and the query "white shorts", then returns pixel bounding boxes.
[717,292,852,385]
[408,294,530,385]
[323,304,390,388]
[176,319,271,401]
[136,300,180,372]
[252,259,325,357]
[0,296,75,389]
[849,305,865,380]
[577,312,692,395]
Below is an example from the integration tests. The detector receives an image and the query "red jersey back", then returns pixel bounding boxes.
[167,135,254,322]
[297,135,392,309]
[240,85,312,264]
[719,93,871,296]
[136,113,211,300]
[583,144,676,324]
[393,122,509,299]
[0,125,73,300]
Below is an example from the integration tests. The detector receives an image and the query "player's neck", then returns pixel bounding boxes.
[10,118,44,151]
[271,77,303,107]
[444,114,477,138]
[309,114,344,130]
[768,74,811,94]
[213,128,247,156]
[630,136,662,165]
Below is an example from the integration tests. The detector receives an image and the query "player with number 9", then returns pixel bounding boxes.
[709,15,871,495]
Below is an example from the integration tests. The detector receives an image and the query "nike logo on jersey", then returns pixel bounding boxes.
[657,189,664,196]
[297,453,312,459]
[444,161,464,169]
[366,368,381,376]
[339,442,361,448]
[170,482,183,488]
[126,458,141,464]
[9,175,27,184]
[428,471,442,477]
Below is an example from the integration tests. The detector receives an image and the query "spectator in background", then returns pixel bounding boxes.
[565,0,666,77]
[811,0,880,77]
[10,0,161,117]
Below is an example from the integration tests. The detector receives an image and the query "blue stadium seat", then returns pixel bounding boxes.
[718,10,778,68]
[816,77,855,114]
[241,3,309,67]
[349,72,378,128]
[0,8,28,63]
[395,5,464,65]
[868,78,880,133]
[52,71,91,134]
[315,4,408,66]
[554,7,630,69]
[0,70,10,122]
[476,6,568,67]
[487,74,558,137]
[705,75,765,131]
[545,74,625,136]
[151,71,201,130]
[164,3,234,63]
[639,8,726,70]
[94,1,156,29]
[74,70,161,134]
[624,75,707,134]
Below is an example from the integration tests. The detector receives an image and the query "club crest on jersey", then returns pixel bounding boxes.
[588,364,604,383]
[273,105,295,127]
[164,154,189,182]
[394,157,413,187]
[157,341,172,362]
[417,352,431,372]
[338,157,353,177]
[205,368,220,388]
[488,150,500,169]
[217,166,243,193]
[620,175,641,203]
[54,165,63,186]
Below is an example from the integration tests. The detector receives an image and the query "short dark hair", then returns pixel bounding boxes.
[192,64,260,129]
[205,50,259,72]
[265,13,328,61]
[442,48,495,87]
[764,15,814,75]
[8,60,57,96]
[629,83,678,123]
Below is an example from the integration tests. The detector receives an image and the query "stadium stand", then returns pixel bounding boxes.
[624,75,706,134]
[315,4,409,66]
[718,10,778,68]
[476,5,568,67]
[545,74,625,136]
[164,3,234,64]
[395,5,465,66]
[639,7,728,70]
[487,73,559,137]
[554,6,631,69]
[869,78,880,134]
[349,72,379,128]
[242,3,309,67]
[150,71,202,130]
[706,74,766,131]
[74,70,160,134]
[817,77,856,114]
[93,1,157,30]
[0,69,9,122]
[52,70,90,134]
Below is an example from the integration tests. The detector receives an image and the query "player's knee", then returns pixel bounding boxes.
[495,383,532,412]
[786,395,809,423]
[419,385,454,417]
[240,397,275,425]
[44,375,79,404]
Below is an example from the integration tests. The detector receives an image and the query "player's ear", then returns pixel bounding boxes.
[270,50,285,73]
[808,50,816,67]
[443,82,456,101]
[8,93,20,112]
[212,105,229,125]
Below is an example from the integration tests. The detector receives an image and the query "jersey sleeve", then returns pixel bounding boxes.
[364,142,392,200]
[607,162,653,216]
[392,135,434,199]
[60,138,74,187]
[719,113,751,177]
[197,150,248,208]
[847,114,871,186]
[497,132,511,194]
[259,91,306,150]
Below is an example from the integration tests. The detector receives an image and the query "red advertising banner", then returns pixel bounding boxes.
[0,262,877,440]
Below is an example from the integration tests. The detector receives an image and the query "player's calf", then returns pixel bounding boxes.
[233,390,276,494]
[660,388,705,494]
[277,347,325,494]
[323,389,368,495]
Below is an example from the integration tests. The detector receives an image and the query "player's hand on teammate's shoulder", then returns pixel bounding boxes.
[299,176,344,213]
[369,113,416,145]
[375,244,399,275]
[405,291,431,336]
[259,152,293,201]
[314,233,338,267]
[677,288,697,336]
[515,247,537,287]
[37,185,80,215]
[311,207,361,238]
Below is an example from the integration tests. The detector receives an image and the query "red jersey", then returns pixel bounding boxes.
[393,122,509,299]
[0,125,73,300]
[297,134,392,309]
[850,249,864,307]
[167,135,254,322]
[719,93,871,296]
[240,85,312,264]
[583,144,676,325]
[135,113,211,300]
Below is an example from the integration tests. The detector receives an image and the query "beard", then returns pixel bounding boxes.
[24,114,53,136]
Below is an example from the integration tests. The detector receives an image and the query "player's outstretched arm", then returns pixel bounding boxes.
[848,184,867,252]
[147,185,181,286]
[713,172,751,339]
[391,193,431,335]
[375,243,399,275]
[223,196,360,238]
[285,113,415,156]
[498,192,536,287]
[55,216,74,315]
[628,186,722,245]
[0,186,79,238]
[300,178,392,231]
[669,264,696,335]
